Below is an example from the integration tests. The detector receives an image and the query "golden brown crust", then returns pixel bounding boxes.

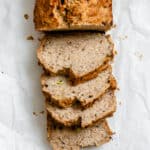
[34,0,67,30]
[101,119,113,136]
[66,0,113,27]
[34,0,113,31]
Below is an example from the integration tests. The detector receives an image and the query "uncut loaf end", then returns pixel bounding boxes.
[34,0,113,31]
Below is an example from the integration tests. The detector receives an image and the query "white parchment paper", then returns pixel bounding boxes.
[0,0,150,149]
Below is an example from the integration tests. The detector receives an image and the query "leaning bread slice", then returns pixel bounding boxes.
[37,33,114,83]
[47,90,116,128]
[47,115,113,150]
[41,66,116,108]
[34,0,113,31]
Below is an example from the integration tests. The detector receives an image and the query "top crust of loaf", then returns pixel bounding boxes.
[34,0,113,31]
[47,115,113,150]
[37,32,114,82]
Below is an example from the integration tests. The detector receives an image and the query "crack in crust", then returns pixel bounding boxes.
[34,0,113,31]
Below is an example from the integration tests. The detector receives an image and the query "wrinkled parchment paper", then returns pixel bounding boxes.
[0,0,150,149]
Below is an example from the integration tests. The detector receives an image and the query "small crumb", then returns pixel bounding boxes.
[119,101,122,105]
[24,14,29,20]
[118,35,128,40]
[134,52,143,61]
[33,112,38,116]
[27,36,34,41]
[112,24,117,28]
[40,110,45,114]
[117,87,120,91]
[114,50,118,55]
[125,35,128,39]
[1,72,4,74]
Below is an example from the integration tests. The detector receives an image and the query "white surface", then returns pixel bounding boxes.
[0,0,150,149]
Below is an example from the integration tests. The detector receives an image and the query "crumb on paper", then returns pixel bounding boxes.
[33,111,45,116]
[114,50,118,55]
[33,112,38,116]
[40,110,45,114]
[119,101,122,105]
[1,72,4,74]
[27,36,34,41]
[24,14,29,20]
[112,24,117,28]
[118,35,128,40]
[117,87,120,91]
[134,52,143,61]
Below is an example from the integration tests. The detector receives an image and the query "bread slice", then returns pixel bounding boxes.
[47,115,113,150]
[34,0,113,31]
[47,90,116,128]
[37,33,114,83]
[41,66,116,108]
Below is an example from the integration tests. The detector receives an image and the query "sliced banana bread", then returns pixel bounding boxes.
[34,0,113,31]
[37,33,114,83]
[47,115,113,150]
[47,90,116,127]
[41,66,116,108]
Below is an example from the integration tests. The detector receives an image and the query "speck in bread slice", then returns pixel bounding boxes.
[47,90,116,128]
[47,115,113,150]
[34,0,113,31]
[41,66,116,108]
[37,32,114,83]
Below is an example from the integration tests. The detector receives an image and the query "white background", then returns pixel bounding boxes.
[0,0,150,149]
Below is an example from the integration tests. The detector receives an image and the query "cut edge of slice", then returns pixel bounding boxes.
[37,34,115,84]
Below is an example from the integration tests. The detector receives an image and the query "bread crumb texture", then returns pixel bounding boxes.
[37,33,114,82]
[47,115,113,150]
[47,90,116,127]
